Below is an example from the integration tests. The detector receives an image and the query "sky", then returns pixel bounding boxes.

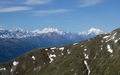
[0,0,120,32]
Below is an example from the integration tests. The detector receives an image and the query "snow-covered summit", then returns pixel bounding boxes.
[88,28,103,35]
[78,28,104,35]
[32,28,65,35]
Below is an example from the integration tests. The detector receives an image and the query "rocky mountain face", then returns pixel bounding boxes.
[0,28,103,63]
[0,28,120,75]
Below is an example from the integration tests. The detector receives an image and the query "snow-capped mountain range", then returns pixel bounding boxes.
[0,27,105,63]
[0,28,104,39]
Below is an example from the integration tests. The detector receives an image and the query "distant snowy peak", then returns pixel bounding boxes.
[78,28,104,35]
[32,28,65,35]
[10,28,29,33]
[88,28,103,35]
[9,28,33,38]
[0,30,12,38]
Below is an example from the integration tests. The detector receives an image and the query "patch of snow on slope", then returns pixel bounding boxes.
[84,53,89,59]
[32,56,35,60]
[59,47,64,51]
[101,40,104,42]
[81,45,83,47]
[73,43,78,45]
[114,38,120,43]
[11,61,19,72]
[61,53,64,55]
[104,32,118,42]
[34,66,41,71]
[94,56,97,59]
[94,53,98,59]
[45,49,48,51]
[49,54,56,63]
[13,61,19,66]
[74,73,77,75]
[84,60,90,75]
[51,47,56,52]
[103,35,110,39]
[107,45,113,53]
[0,68,6,71]
[67,49,71,54]
[101,45,103,50]
[51,47,56,50]
[11,68,13,72]
[84,49,87,51]
[71,69,74,71]
[111,32,117,39]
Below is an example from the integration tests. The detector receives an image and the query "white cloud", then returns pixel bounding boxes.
[33,9,71,16]
[25,0,52,5]
[0,6,32,13]
[79,0,102,7]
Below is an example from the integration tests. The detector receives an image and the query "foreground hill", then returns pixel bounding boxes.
[1,28,119,75]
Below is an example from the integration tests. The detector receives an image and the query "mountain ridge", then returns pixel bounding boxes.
[0,28,104,38]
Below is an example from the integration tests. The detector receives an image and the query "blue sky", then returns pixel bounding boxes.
[0,0,120,32]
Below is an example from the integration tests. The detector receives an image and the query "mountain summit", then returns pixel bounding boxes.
[78,28,104,35]
[32,28,65,35]
[0,28,120,75]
